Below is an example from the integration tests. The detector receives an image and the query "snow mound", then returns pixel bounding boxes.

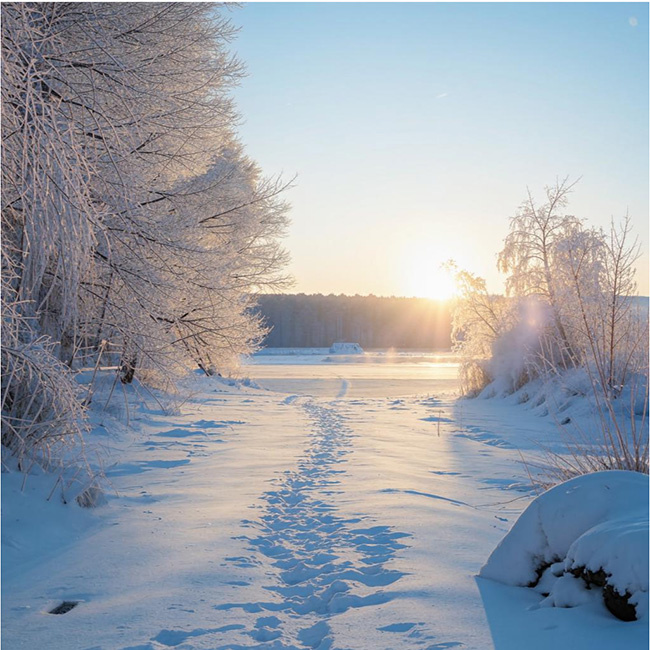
[479,471,649,621]
[329,342,364,355]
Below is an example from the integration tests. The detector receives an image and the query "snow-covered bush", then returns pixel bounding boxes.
[480,471,649,621]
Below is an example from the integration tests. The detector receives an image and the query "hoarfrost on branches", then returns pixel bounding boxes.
[1,3,290,466]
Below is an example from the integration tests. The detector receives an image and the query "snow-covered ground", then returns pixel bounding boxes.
[2,351,647,649]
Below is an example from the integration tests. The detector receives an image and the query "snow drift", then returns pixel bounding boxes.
[479,471,649,621]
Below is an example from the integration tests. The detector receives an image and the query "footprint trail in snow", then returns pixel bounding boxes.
[216,399,412,648]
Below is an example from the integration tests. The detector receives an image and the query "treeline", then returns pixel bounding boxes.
[255,294,452,349]
[1,4,288,469]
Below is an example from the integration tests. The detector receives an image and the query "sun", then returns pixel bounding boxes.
[403,253,457,301]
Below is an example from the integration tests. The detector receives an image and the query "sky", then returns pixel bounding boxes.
[229,2,649,298]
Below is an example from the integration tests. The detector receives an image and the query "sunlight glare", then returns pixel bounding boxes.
[403,252,457,301]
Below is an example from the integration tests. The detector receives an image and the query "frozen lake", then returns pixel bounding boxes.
[244,349,460,398]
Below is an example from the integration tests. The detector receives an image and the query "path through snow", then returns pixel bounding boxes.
[216,400,411,647]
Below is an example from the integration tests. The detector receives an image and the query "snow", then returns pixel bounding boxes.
[2,352,647,649]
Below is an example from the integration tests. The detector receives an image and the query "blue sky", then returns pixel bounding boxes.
[229,2,649,297]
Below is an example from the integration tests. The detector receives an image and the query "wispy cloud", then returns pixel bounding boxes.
[436,92,449,100]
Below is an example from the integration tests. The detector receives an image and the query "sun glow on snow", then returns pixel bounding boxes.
[404,253,457,301]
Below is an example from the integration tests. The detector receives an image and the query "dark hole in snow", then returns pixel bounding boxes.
[49,601,79,615]
[528,557,561,588]
[603,585,637,622]
[569,566,638,621]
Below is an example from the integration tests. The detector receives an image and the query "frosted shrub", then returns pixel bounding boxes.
[1,325,86,468]
[458,360,492,398]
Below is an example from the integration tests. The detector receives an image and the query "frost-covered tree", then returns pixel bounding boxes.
[451,181,647,473]
[446,262,516,395]
[498,178,583,368]
[551,218,648,473]
[1,3,290,460]
[598,217,644,393]
[452,181,647,396]
[499,182,645,395]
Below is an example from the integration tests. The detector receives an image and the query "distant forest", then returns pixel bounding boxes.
[254,294,452,349]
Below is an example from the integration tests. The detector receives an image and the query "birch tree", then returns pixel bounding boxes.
[498,177,582,368]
